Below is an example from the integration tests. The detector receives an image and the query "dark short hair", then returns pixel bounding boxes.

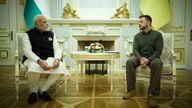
[139,15,152,25]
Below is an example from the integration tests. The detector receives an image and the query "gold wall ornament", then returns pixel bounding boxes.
[0,0,7,5]
[62,3,80,19]
[111,3,130,19]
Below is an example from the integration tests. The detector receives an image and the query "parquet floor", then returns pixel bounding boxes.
[0,66,192,108]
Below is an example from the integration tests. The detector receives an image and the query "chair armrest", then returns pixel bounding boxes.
[15,51,19,77]
[15,51,19,60]
[172,52,177,76]
[172,53,177,60]
[61,52,67,62]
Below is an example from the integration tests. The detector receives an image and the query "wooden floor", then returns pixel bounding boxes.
[0,66,192,108]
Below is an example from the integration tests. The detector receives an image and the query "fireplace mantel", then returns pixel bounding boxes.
[48,18,138,25]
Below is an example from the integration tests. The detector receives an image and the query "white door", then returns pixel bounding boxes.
[0,0,16,65]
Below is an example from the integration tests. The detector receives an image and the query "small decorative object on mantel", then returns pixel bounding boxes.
[62,3,80,19]
[89,40,105,53]
[111,3,129,19]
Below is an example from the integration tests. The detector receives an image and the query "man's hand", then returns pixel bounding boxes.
[140,57,150,68]
[51,58,60,70]
[37,59,50,71]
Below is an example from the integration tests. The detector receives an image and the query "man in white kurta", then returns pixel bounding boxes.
[23,15,70,104]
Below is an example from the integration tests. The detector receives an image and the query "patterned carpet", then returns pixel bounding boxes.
[0,66,191,108]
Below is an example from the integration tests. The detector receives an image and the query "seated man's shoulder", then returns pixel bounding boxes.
[45,31,54,36]
[152,30,162,35]
[48,30,53,34]
[26,28,34,34]
[134,32,141,38]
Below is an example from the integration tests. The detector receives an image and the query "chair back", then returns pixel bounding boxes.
[15,33,28,77]
[17,33,29,61]
[160,33,174,75]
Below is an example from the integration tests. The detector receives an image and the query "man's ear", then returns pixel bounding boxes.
[147,22,151,26]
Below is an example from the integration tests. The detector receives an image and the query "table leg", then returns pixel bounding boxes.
[80,61,84,77]
[110,60,114,92]
[75,60,79,92]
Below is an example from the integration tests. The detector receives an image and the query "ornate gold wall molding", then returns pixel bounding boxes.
[0,0,7,5]
[0,49,10,60]
[174,48,185,65]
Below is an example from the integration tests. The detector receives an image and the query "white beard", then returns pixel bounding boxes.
[44,27,50,31]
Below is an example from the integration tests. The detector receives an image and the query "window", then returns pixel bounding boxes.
[77,0,118,19]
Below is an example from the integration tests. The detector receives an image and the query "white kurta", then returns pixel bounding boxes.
[22,33,70,76]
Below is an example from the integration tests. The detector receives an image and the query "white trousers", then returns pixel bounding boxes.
[28,72,60,93]
[24,57,70,93]
[24,57,70,75]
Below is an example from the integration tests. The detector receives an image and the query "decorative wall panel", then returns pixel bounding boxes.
[0,0,9,32]
[174,48,185,65]
[170,0,186,32]
[174,35,185,45]
[0,48,10,60]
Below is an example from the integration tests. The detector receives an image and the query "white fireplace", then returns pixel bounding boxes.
[49,19,139,71]
[72,36,119,51]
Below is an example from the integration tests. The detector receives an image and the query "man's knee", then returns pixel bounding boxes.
[126,58,137,66]
[150,58,162,67]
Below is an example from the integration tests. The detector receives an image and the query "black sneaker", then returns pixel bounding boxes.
[147,94,159,108]
[28,92,37,104]
[38,91,52,101]
[122,90,136,100]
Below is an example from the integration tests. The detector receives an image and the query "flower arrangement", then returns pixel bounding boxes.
[89,42,104,53]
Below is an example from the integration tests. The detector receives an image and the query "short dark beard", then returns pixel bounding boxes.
[140,26,147,30]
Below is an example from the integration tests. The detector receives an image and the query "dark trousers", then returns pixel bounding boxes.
[126,57,162,95]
